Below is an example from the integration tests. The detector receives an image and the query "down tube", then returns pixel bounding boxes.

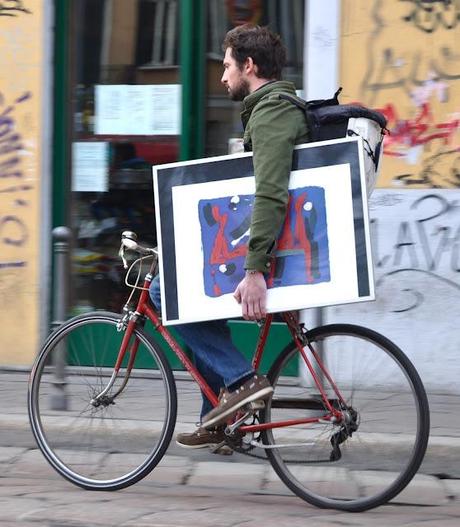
[144,305,219,407]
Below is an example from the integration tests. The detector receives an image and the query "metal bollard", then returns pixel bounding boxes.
[50,226,71,411]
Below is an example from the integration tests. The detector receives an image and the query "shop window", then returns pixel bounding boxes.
[136,0,179,67]
[204,0,305,156]
[69,0,180,316]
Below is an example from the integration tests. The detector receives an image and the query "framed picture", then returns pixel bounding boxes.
[153,136,374,325]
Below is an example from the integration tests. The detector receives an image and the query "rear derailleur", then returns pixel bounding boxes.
[329,406,359,461]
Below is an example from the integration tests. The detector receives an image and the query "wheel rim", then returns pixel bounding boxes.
[29,316,175,487]
[263,327,428,509]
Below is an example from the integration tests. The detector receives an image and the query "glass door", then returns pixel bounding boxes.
[69,0,181,315]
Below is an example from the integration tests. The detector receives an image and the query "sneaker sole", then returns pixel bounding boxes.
[175,440,222,449]
[201,386,273,429]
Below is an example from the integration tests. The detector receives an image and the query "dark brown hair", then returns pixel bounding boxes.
[222,25,286,80]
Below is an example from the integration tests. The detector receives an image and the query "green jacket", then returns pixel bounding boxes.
[241,81,309,272]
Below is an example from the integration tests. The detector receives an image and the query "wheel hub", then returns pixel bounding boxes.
[329,406,359,461]
[90,395,115,408]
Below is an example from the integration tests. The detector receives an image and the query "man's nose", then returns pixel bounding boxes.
[221,72,227,85]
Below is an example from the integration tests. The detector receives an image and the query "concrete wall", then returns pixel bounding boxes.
[328,189,460,393]
[0,0,51,366]
[331,1,460,392]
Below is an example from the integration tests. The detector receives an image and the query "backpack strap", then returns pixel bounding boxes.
[278,93,313,134]
[279,89,343,137]
[278,93,308,110]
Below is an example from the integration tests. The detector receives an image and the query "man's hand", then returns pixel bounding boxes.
[233,271,267,321]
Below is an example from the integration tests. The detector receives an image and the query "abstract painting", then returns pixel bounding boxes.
[153,137,374,325]
[198,186,330,298]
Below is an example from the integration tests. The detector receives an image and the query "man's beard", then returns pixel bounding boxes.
[228,78,250,101]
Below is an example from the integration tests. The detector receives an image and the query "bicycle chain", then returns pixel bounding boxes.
[222,413,342,465]
[228,443,267,460]
[225,438,333,464]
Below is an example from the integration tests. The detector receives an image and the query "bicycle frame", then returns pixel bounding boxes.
[99,257,347,434]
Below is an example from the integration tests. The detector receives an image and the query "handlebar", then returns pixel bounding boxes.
[119,231,157,269]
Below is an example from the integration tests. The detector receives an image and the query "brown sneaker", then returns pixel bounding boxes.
[176,426,226,449]
[201,375,273,429]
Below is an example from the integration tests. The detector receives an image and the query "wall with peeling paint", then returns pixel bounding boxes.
[337,0,460,393]
[340,0,459,188]
[0,0,46,365]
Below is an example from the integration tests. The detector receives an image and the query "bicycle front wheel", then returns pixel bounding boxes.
[261,324,429,512]
[28,311,177,490]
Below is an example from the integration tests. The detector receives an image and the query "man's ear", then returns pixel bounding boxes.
[245,56,258,76]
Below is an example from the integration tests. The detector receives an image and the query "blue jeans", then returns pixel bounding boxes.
[149,275,254,421]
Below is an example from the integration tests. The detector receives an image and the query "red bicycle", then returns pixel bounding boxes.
[28,231,429,512]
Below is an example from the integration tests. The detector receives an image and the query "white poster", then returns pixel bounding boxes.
[72,142,109,192]
[94,84,181,136]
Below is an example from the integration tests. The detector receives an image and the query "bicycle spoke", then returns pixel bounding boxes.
[28,313,177,490]
[262,324,429,512]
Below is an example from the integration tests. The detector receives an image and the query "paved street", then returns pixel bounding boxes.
[1,370,459,526]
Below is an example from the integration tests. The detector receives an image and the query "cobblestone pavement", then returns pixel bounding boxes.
[1,448,460,527]
[1,370,459,526]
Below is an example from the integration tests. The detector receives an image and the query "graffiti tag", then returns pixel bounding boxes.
[0,91,31,269]
[395,150,460,187]
[0,0,31,16]
[371,191,460,312]
[362,0,460,102]
[379,102,459,156]
[401,0,460,33]
[372,192,460,272]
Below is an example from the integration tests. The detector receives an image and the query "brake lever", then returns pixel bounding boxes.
[118,243,129,269]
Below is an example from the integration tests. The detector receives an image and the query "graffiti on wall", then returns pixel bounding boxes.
[0,0,43,365]
[0,90,32,305]
[369,190,460,313]
[327,188,460,393]
[363,0,460,98]
[0,0,31,16]
[337,4,460,391]
[341,0,459,188]
[0,90,32,267]
[402,0,460,33]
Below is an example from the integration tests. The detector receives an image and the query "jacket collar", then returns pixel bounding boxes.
[241,80,297,127]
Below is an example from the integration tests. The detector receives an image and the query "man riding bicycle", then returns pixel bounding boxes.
[149,24,309,449]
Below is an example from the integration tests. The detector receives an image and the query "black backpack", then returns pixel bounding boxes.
[279,88,388,194]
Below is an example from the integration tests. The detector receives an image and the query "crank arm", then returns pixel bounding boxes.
[226,411,252,434]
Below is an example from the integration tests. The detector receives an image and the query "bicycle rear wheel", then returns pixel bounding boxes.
[28,311,177,490]
[261,324,429,512]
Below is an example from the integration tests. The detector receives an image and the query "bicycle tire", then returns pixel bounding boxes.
[28,311,177,491]
[261,323,430,512]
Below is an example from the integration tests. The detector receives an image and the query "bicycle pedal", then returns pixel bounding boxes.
[210,441,233,456]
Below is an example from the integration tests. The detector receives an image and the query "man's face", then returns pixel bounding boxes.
[221,47,250,101]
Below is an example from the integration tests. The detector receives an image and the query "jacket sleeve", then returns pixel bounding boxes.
[244,96,300,272]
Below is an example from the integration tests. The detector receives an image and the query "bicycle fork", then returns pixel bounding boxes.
[90,311,142,407]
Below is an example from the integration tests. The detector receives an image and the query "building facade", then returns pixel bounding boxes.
[1,0,459,391]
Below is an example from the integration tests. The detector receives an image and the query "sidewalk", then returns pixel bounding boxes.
[1,369,459,507]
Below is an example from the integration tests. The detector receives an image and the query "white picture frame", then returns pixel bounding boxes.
[153,136,374,325]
